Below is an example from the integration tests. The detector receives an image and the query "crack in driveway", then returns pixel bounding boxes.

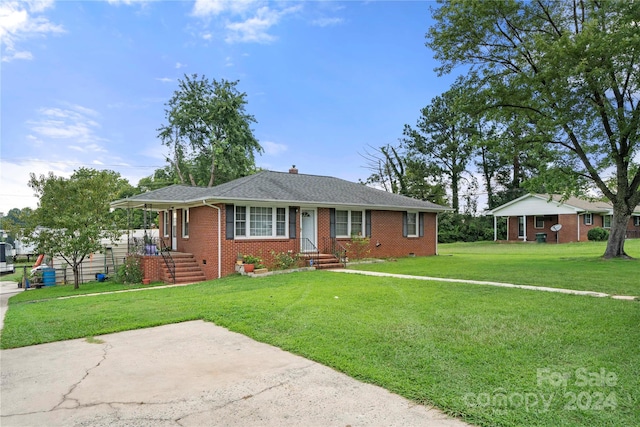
[53,342,112,410]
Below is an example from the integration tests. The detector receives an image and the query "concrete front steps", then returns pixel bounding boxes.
[160,252,206,284]
[303,253,344,270]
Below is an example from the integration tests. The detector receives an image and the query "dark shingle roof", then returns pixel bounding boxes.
[111,171,451,212]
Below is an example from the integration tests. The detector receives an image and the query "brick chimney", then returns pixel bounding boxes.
[288,165,298,174]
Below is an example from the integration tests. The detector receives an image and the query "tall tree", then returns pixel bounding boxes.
[23,169,128,289]
[428,0,640,258]
[158,74,263,187]
[403,86,476,212]
[362,144,447,205]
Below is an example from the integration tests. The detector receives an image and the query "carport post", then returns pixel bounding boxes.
[493,216,497,241]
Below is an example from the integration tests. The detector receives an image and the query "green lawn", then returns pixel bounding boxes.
[350,240,640,296]
[1,271,638,427]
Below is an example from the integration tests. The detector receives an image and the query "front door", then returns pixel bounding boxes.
[172,210,178,250]
[300,209,316,252]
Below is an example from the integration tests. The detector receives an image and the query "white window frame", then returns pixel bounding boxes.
[603,215,612,229]
[182,208,190,238]
[584,213,593,226]
[407,211,418,237]
[634,216,640,227]
[335,210,365,238]
[534,216,544,229]
[163,210,170,237]
[234,205,288,239]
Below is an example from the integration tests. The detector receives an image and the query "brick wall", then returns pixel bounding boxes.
[159,205,441,280]
[503,213,616,243]
[178,206,220,279]
[140,256,160,281]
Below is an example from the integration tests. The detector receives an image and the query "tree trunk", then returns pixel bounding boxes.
[451,173,460,213]
[73,265,80,289]
[603,209,631,259]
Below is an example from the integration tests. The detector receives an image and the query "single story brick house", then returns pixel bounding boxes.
[111,168,451,282]
[488,193,640,243]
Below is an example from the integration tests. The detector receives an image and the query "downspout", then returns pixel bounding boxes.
[203,201,222,279]
[435,213,439,255]
[577,213,580,242]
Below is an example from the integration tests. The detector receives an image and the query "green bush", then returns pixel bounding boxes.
[345,235,371,260]
[116,255,143,284]
[269,250,302,270]
[587,227,609,241]
[438,213,499,243]
[242,254,264,269]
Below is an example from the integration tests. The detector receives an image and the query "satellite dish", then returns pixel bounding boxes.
[550,224,562,232]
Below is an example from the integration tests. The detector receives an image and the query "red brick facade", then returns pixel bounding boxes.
[158,205,440,280]
[505,213,639,243]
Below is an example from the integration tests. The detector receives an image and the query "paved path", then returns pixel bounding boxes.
[0,281,470,427]
[0,280,24,330]
[328,269,638,300]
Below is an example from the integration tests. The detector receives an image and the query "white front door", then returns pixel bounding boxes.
[172,210,178,250]
[300,209,316,252]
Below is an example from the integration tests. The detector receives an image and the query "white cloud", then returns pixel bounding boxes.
[190,1,301,45]
[175,62,187,69]
[225,5,300,44]
[156,77,173,83]
[191,0,259,18]
[311,17,344,27]
[106,0,148,5]
[0,0,64,62]
[3,50,33,61]
[0,159,73,213]
[68,143,107,154]
[27,105,106,149]
[262,141,287,156]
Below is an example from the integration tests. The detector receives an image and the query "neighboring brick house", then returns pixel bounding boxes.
[488,193,640,243]
[111,168,451,282]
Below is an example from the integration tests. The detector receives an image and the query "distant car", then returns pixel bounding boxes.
[0,242,16,274]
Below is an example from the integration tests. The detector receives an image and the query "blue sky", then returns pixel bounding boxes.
[1,0,459,214]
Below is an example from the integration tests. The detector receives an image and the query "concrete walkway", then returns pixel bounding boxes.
[0,281,470,427]
[329,269,638,300]
[0,281,24,330]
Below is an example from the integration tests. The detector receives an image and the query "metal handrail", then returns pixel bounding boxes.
[300,237,320,268]
[322,237,347,268]
[159,239,176,284]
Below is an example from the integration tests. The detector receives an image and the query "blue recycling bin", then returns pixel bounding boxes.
[42,268,56,286]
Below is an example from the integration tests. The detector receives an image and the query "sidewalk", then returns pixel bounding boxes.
[0,280,24,330]
[328,269,638,301]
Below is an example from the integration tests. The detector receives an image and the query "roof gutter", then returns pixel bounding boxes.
[202,200,221,279]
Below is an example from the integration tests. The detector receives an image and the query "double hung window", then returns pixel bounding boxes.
[335,210,365,237]
[235,206,287,238]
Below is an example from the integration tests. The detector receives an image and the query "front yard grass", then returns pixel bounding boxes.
[351,240,640,296]
[7,280,169,303]
[1,271,638,427]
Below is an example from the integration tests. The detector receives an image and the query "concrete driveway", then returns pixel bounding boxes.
[2,311,470,427]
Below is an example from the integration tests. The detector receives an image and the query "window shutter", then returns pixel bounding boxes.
[330,208,336,238]
[402,211,408,237]
[225,204,234,240]
[289,207,297,238]
[419,212,424,237]
[365,210,372,237]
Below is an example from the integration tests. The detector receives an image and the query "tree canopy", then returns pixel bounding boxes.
[23,168,129,288]
[428,0,640,258]
[158,74,263,187]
